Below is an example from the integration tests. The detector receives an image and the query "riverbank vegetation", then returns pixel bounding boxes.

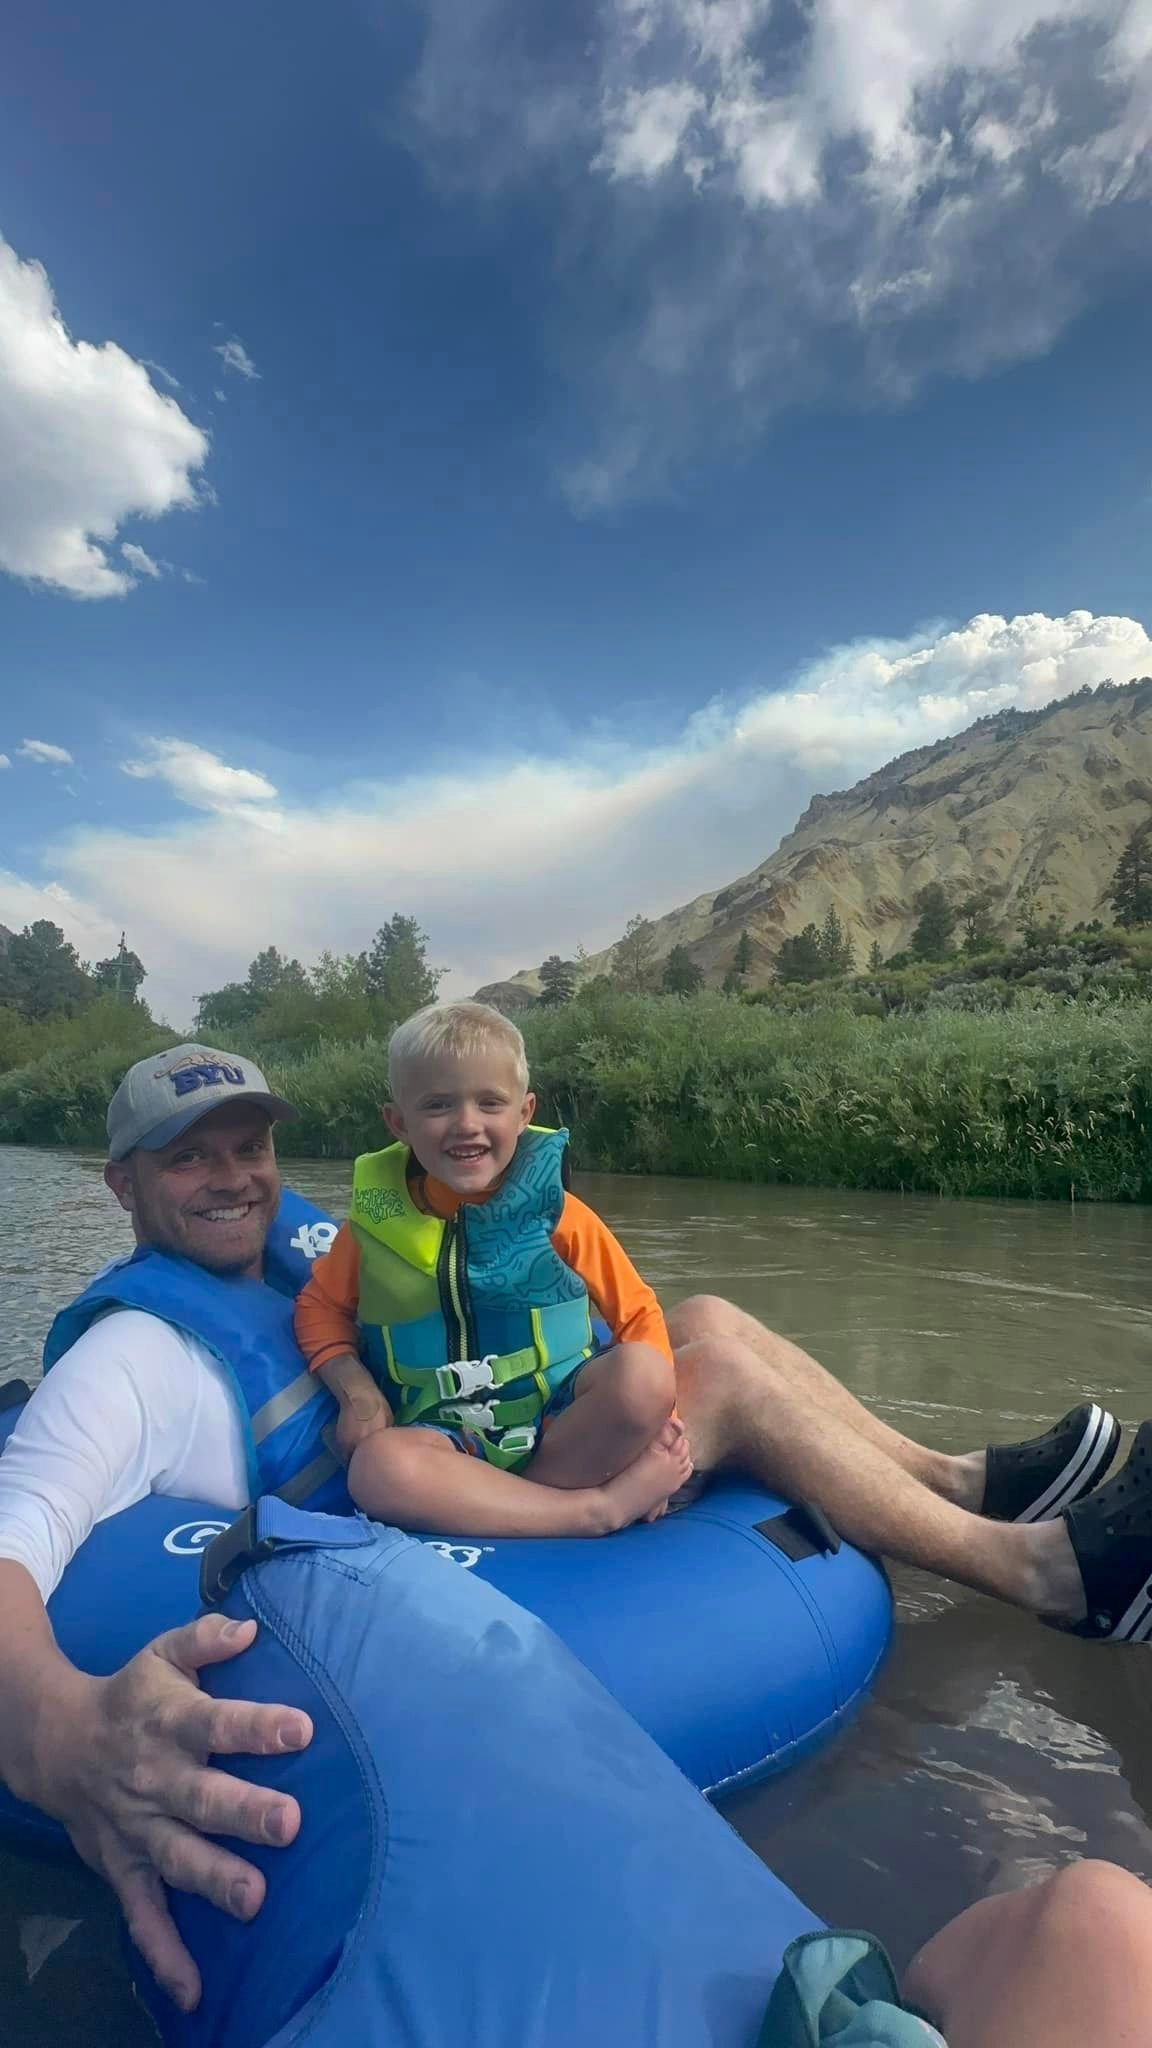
[2,886,1152,1200]
[2,977,1150,1201]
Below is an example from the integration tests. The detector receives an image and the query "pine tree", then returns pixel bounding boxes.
[538,955,577,1004]
[732,929,754,976]
[1110,825,1152,927]
[775,925,825,982]
[911,884,956,961]
[361,915,444,1016]
[662,945,704,994]
[867,939,883,972]
[611,915,658,993]
[817,906,853,975]
[958,889,997,955]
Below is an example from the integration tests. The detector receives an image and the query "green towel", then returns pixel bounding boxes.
[756,1931,947,2047]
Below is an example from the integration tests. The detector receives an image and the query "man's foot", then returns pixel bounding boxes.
[983,1402,1120,1523]
[600,1421,693,1531]
[1047,1420,1152,1640]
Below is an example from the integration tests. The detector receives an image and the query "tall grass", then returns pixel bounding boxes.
[520,992,1152,1200]
[4,991,1147,1201]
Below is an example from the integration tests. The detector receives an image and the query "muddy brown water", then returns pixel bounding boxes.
[1,1145,1151,2041]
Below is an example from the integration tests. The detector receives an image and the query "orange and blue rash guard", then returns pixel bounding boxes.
[295,1173,673,1378]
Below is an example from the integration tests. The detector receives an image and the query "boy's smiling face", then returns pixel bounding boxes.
[384,1049,535,1194]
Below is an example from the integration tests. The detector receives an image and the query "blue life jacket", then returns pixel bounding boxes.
[43,1190,350,1514]
[139,1500,820,2047]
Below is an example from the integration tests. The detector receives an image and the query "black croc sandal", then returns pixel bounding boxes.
[1053,1420,1152,1641]
[983,1402,1120,1523]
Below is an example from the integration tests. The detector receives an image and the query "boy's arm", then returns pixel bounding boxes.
[294,1225,392,1456]
[552,1193,673,1360]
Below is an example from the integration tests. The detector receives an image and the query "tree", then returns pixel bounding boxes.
[775,925,825,982]
[958,889,998,955]
[732,929,754,976]
[361,914,444,1017]
[0,921,93,1019]
[910,885,956,961]
[247,946,308,997]
[196,981,263,1037]
[867,939,883,972]
[662,945,704,995]
[611,915,658,994]
[309,950,369,1000]
[817,906,854,975]
[538,955,577,1005]
[1110,825,1152,928]
[722,928,755,996]
[91,934,146,1003]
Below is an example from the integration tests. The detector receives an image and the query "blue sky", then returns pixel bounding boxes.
[1,0,1151,1022]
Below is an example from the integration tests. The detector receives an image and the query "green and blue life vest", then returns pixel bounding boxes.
[351,1126,597,1467]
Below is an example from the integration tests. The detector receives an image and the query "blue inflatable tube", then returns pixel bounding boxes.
[0,1383,890,1853]
[135,1503,825,2048]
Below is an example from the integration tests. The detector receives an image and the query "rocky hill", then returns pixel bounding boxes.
[478,676,1152,995]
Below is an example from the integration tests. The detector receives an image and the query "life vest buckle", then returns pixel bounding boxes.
[435,1355,500,1401]
[442,1399,501,1433]
[497,1426,538,1460]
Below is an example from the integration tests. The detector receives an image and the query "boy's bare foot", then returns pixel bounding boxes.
[598,1420,693,1532]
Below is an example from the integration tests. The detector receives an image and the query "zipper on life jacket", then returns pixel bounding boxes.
[438,1213,478,1363]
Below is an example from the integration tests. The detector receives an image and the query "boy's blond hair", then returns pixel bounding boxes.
[388,1002,530,1099]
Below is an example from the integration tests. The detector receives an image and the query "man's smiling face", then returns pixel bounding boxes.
[105,1102,281,1278]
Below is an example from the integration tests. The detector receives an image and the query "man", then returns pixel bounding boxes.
[0,1045,1148,2015]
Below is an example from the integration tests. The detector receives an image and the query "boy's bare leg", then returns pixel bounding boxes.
[672,1336,1087,1621]
[347,1418,692,1538]
[528,1343,676,1489]
[669,1296,988,1509]
[904,1862,1152,2047]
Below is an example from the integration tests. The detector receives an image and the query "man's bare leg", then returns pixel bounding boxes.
[671,1336,1087,1622]
[903,1861,1152,2048]
[668,1296,987,1509]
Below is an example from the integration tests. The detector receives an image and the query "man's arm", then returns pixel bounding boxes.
[317,1350,394,1460]
[0,1320,314,2010]
[0,1559,311,2012]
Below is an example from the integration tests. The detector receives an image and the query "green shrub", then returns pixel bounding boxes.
[3,988,1151,1203]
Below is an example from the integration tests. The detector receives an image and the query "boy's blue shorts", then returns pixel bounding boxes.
[412,1318,614,1471]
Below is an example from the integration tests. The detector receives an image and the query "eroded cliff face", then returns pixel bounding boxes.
[491,677,1152,993]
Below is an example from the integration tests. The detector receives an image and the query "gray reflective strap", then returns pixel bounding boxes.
[273,1448,342,1507]
[251,1371,323,1447]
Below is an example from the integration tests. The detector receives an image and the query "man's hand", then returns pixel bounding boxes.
[333,1394,392,1464]
[30,1614,313,2014]
[318,1350,393,1464]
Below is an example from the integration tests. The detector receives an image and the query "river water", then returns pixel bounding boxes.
[2,1145,1151,2041]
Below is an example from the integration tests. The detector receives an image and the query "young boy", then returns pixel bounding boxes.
[294,1002,692,1536]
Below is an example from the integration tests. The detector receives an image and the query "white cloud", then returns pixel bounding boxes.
[404,0,1152,500]
[0,234,210,597]
[213,337,260,381]
[121,737,282,828]
[9,607,1149,1023]
[18,739,74,766]
[0,755,9,769]
[141,358,181,390]
[120,542,163,579]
